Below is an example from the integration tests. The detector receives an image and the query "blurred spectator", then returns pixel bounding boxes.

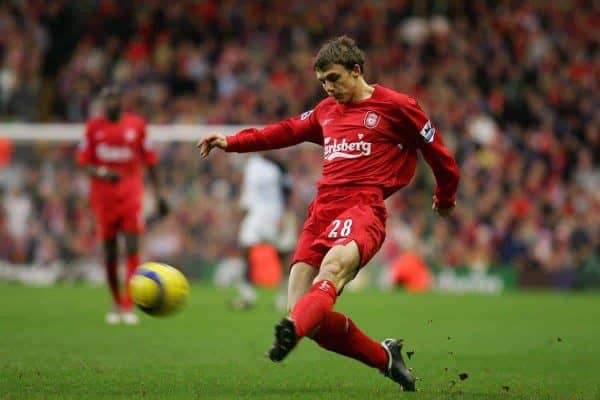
[3,185,31,241]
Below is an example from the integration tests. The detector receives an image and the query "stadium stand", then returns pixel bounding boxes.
[0,0,598,288]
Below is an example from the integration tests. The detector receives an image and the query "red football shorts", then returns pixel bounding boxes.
[91,197,144,240]
[291,187,387,269]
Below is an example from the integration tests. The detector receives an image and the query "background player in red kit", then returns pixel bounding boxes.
[198,36,459,391]
[77,86,169,325]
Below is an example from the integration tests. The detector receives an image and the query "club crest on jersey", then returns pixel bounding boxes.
[125,129,137,142]
[419,120,436,143]
[363,111,380,129]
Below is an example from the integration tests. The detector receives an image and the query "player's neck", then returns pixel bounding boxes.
[105,114,122,123]
[350,79,375,103]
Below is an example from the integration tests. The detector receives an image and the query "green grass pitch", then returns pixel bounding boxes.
[1,282,600,399]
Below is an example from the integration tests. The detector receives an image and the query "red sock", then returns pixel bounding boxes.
[312,311,388,371]
[105,259,120,305]
[121,253,140,311]
[290,280,337,338]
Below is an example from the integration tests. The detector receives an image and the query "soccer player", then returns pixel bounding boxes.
[198,36,459,391]
[77,85,169,325]
[230,152,295,311]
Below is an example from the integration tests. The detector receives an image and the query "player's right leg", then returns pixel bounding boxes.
[103,236,121,325]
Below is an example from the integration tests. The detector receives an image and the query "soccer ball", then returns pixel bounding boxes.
[129,262,190,316]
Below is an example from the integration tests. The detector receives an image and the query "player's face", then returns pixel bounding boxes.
[316,64,360,104]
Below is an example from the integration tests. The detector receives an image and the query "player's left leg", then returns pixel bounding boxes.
[311,310,415,391]
[121,232,140,325]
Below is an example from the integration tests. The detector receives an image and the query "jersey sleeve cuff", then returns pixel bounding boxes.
[225,135,240,152]
[434,195,456,209]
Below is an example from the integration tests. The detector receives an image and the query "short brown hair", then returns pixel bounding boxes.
[313,36,365,73]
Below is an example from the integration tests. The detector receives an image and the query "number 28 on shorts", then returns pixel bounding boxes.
[327,218,353,238]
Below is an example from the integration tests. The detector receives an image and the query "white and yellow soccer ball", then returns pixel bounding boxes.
[129,262,189,316]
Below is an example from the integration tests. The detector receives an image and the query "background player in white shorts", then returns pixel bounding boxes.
[230,152,296,310]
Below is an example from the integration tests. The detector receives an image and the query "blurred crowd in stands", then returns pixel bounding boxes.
[0,0,598,288]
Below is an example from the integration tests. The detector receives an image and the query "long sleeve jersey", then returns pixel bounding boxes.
[226,85,459,207]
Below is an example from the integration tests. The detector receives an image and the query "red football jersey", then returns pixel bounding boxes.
[226,85,459,207]
[77,112,157,204]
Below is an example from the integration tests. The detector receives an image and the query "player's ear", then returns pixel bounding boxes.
[352,64,361,77]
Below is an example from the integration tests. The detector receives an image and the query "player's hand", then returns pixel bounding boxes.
[157,197,170,218]
[432,196,455,217]
[96,166,121,182]
[197,134,227,158]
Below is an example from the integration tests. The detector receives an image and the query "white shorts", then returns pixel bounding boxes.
[238,210,281,248]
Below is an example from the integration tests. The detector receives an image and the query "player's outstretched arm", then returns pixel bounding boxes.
[197,134,227,158]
